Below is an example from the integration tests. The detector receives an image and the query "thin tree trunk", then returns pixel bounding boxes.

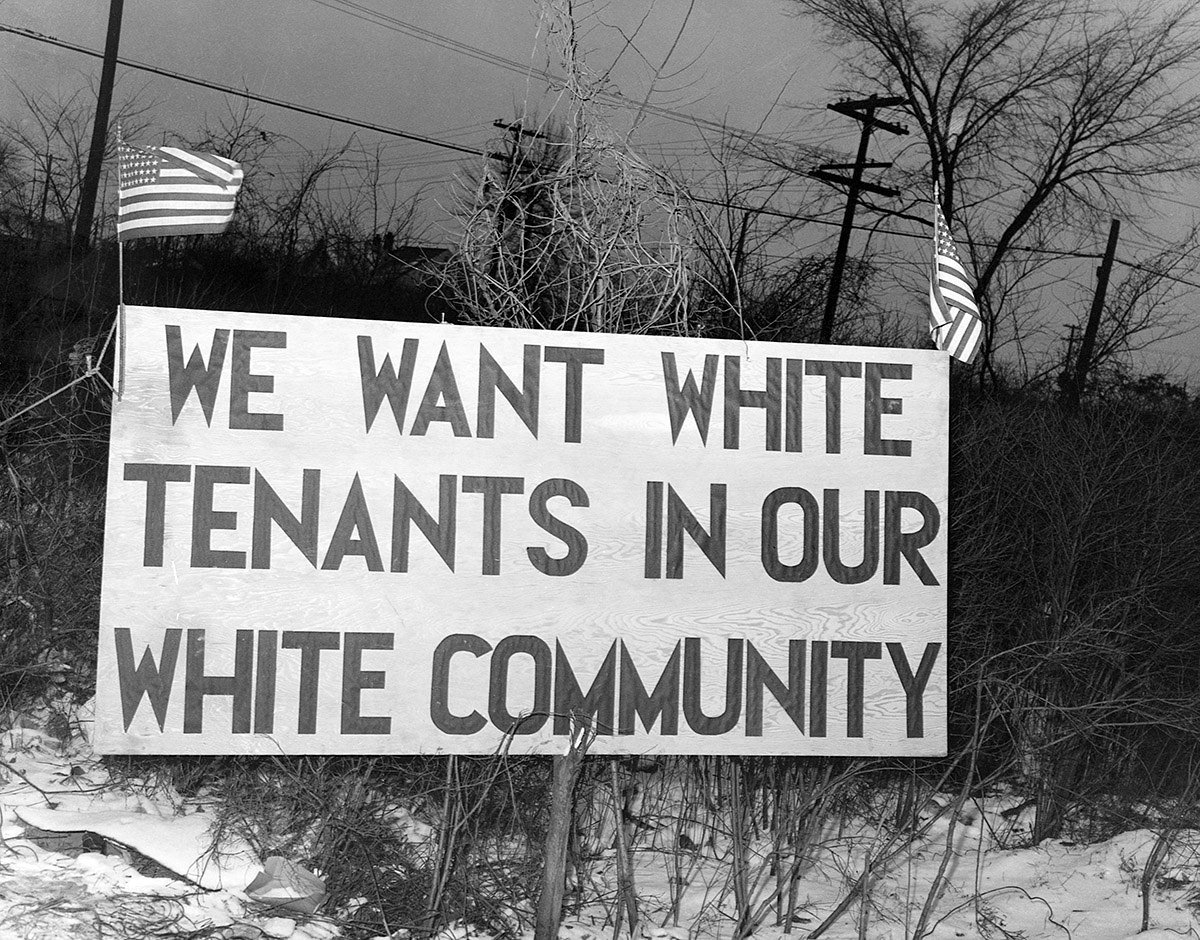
[610,760,639,938]
[535,745,587,940]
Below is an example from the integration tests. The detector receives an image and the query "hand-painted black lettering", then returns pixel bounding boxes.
[477,344,540,439]
[358,335,419,432]
[487,635,550,734]
[228,330,285,430]
[883,491,940,585]
[191,465,250,569]
[805,360,861,454]
[660,351,718,445]
[723,356,782,451]
[341,633,393,734]
[321,474,384,571]
[183,629,253,734]
[864,362,912,456]
[553,640,617,735]
[115,627,182,731]
[165,325,228,426]
[430,634,491,734]
[682,638,743,734]
[251,469,320,569]
[281,631,340,734]
[392,475,457,573]
[544,346,604,443]
[888,642,941,737]
[123,462,190,567]
[831,641,882,737]
[527,478,589,576]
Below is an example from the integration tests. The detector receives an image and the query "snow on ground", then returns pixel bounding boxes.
[0,700,338,939]
[602,797,1200,940]
[3,700,1200,939]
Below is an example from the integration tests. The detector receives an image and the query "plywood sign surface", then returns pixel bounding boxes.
[95,305,949,755]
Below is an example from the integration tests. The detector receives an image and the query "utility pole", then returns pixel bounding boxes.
[73,0,124,254]
[810,94,908,343]
[1066,219,1121,409]
[1057,323,1077,395]
[487,120,552,286]
[489,119,549,169]
[34,153,53,253]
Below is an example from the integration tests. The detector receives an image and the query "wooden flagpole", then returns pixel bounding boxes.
[116,124,126,398]
[929,180,944,350]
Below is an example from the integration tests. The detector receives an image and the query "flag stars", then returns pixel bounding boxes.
[118,145,161,188]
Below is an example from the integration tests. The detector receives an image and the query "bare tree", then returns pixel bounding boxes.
[439,5,693,336]
[1076,229,1200,390]
[951,399,1200,842]
[183,99,281,246]
[0,80,151,240]
[682,131,813,340]
[788,0,1200,382]
[0,139,24,232]
[682,142,900,347]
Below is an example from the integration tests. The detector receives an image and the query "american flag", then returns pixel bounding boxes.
[929,199,983,363]
[117,143,243,241]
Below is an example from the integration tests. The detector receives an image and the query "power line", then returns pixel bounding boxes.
[0,24,836,209]
[687,196,1200,289]
[1152,191,1200,215]
[308,0,805,154]
[2,20,796,168]
[5,22,1197,294]
[0,23,489,158]
[269,126,489,157]
[1113,258,1200,292]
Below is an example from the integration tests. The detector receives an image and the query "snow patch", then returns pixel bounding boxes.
[15,804,262,891]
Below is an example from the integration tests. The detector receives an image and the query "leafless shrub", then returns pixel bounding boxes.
[950,396,1200,842]
[436,4,693,337]
[0,372,109,710]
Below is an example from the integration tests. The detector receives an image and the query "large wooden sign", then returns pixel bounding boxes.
[95,305,948,755]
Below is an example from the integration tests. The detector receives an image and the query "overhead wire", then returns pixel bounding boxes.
[307,0,804,154]
[3,23,1198,293]
[0,23,490,157]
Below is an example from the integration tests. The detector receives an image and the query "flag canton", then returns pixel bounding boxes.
[119,145,161,189]
[935,210,963,263]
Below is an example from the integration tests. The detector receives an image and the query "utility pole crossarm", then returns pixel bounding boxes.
[828,96,909,136]
[829,95,909,112]
[808,169,899,199]
[493,119,551,141]
[843,115,909,137]
[817,162,893,171]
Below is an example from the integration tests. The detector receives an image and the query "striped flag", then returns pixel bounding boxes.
[117,143,243,241]
[929,198,983,363]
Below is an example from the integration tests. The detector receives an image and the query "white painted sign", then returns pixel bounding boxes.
[95,305,948,755]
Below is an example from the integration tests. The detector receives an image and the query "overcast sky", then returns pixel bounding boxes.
[3,0,1199,379]
[1,0,836,178]
[1,1,873,307]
